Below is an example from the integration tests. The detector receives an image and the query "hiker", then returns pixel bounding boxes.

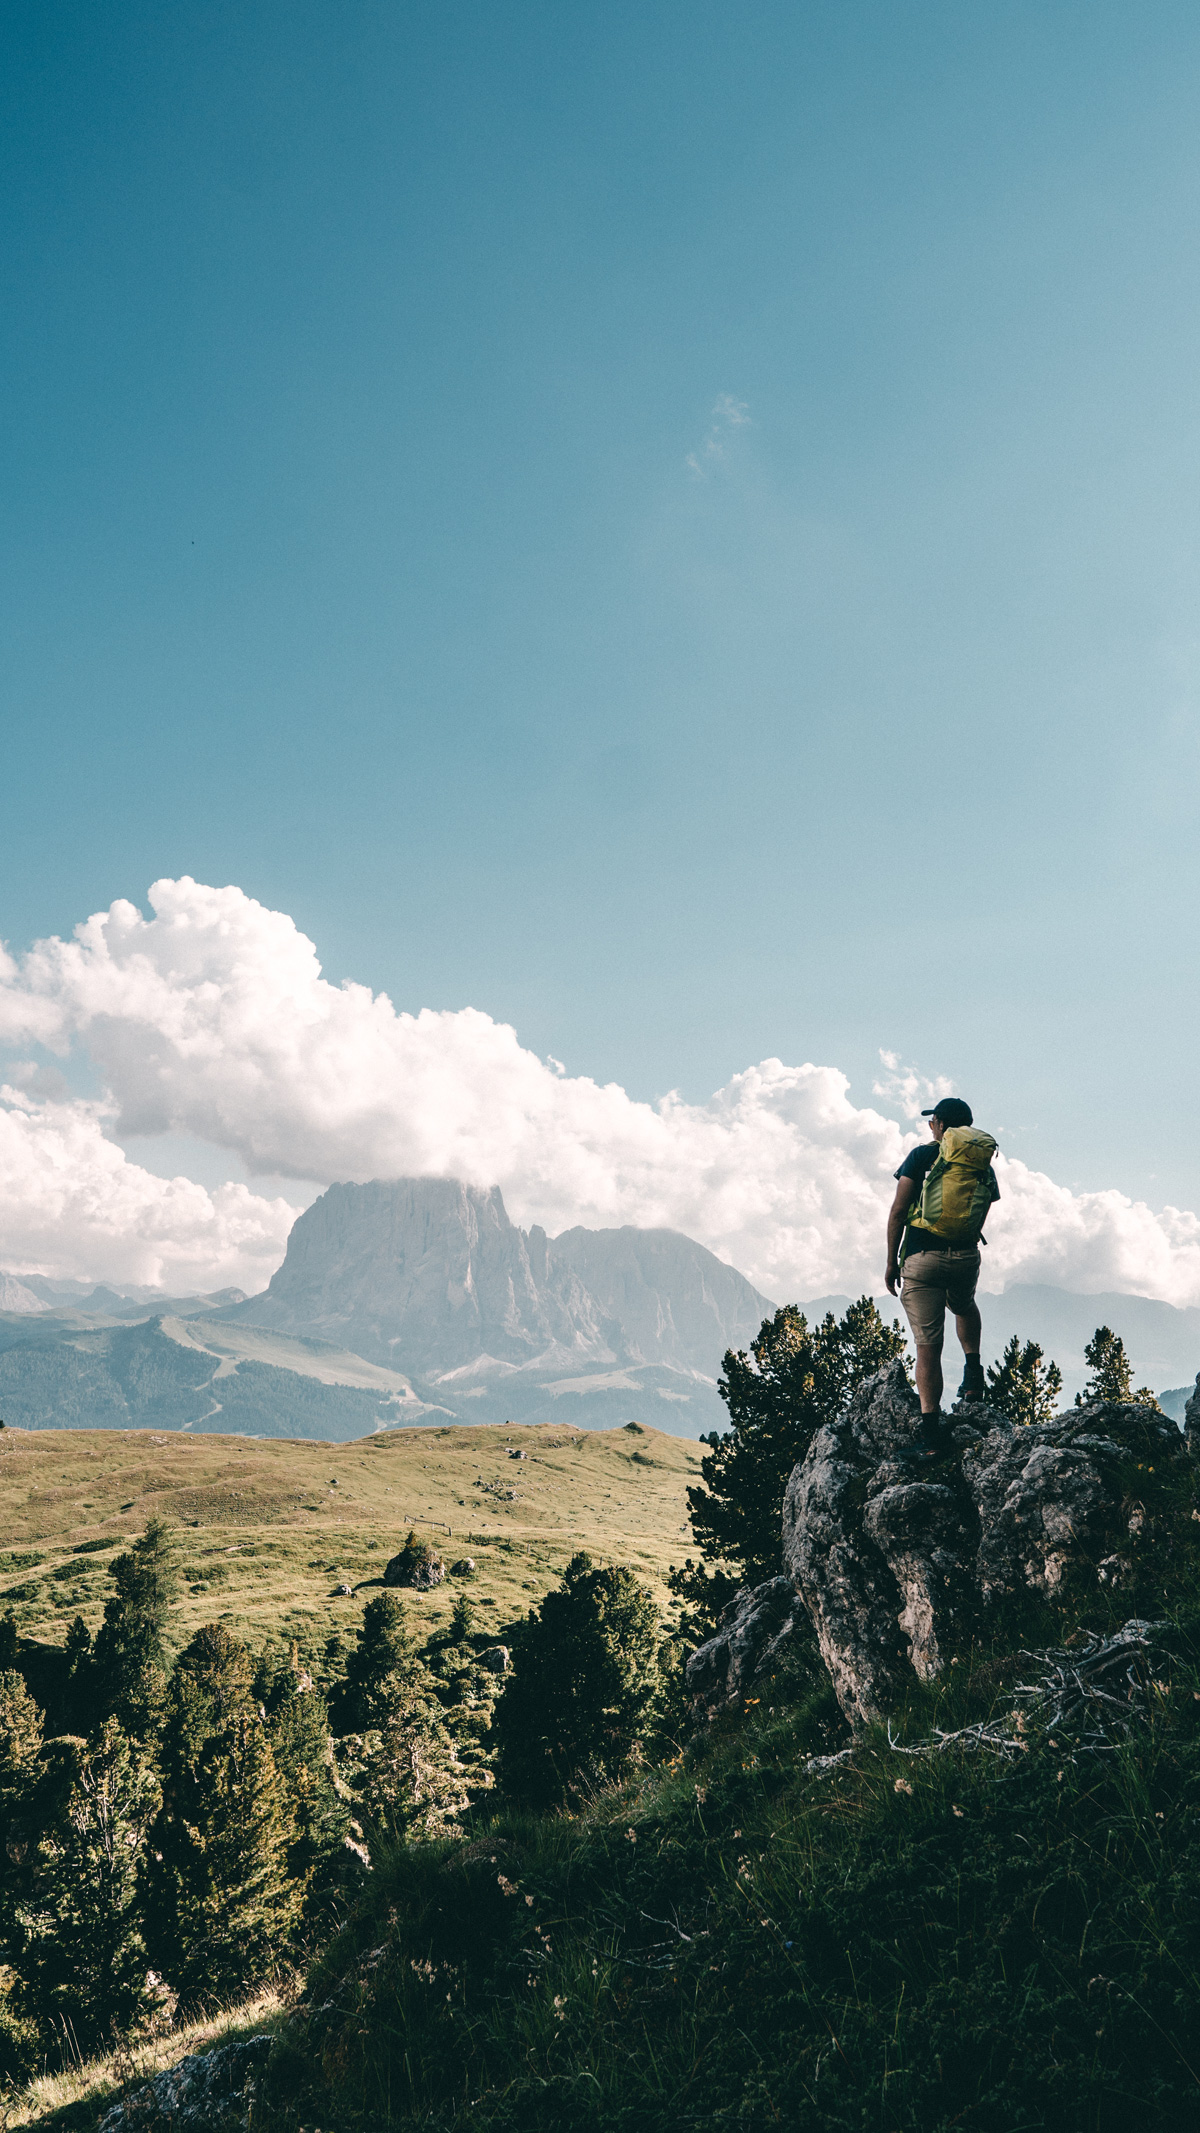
[884,1096,999,1457]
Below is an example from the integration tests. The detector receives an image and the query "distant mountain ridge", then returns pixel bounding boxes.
[0,1180,775,1438]
[218,1178,772,1384]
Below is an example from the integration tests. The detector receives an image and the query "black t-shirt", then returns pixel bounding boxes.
[895,1141,1000,1246]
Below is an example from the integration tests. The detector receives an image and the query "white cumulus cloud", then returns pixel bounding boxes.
[2,875,1199,1306]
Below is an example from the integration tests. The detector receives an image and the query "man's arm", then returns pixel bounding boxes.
[885,1178,917,1296]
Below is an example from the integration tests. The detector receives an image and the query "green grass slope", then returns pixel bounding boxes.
[0,1419,701,1658]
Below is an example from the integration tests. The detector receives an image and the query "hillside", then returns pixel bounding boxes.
[0,1418,702,1655]
[0,1311,433,1439]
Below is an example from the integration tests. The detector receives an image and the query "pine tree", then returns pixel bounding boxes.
[91,1520,178,1733]
[360,1681,468,1846]
[0,1672,44,1958]
[449,1593,476,1643]
[262,1650,348,1901]
[1076,1326,1160,1409]
[985,1337,1063,1427]
[337,1594,417,1732]
[20,1720,163,2055]
[149,1625,302,2005]
[493,1554,662,1807]
[60,1615,95,1735]
[669,1299,908,1633]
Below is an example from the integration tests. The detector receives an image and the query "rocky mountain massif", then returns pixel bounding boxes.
[0,1179,774,1437]
[689,1359,1190,1723]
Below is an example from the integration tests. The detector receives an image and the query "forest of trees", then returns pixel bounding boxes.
[0,1306,1167,2082]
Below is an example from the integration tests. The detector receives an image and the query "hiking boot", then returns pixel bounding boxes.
[958,1355,986,1402]
[898,1413,951,1465]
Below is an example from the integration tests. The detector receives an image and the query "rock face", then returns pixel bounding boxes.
[97,2035,271,2133]
[384,1546,445,1590]
[548,1225,771,1374]
[230,1179,608,1374]
[780,1360,1187,1725]
[685,1577,809,1711]
[218,1181,774,1409]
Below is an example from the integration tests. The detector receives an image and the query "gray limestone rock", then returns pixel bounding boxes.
[685,1575,809,1713]
[97,2034,271,2133]
[781,1361,1186,1727]
[479,1644,511,1673]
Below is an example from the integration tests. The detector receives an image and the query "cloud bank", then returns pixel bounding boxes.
[2,876,1199,1305]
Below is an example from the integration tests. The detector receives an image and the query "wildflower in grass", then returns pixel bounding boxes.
[893,1778,913,1796]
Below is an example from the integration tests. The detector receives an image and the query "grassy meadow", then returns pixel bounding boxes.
[0,1419,703,1660]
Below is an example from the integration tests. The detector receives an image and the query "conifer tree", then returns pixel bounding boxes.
[0,1671,44,1959]
[669,1299,908,1633]
[263,1650,348,1899]
[360,1681,468,1845]
[21,1721,162,2054]
[1076,1326,1160,1408]
[493,1554,661,1806]
[149,1625,301,2004]
[60,1615,95,1735]
[91,1520,178,1733]
[986,1337,1063,1428]
[338,1594,417,1732]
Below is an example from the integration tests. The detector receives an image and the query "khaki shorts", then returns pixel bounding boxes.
[900,1247,981,1351]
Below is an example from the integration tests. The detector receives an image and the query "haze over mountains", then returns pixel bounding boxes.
[1,1176,1198,1439]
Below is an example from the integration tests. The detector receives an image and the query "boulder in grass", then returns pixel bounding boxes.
[450,1557,477,1576]
[384,1528,446,1589]
[479,1644,511,1673]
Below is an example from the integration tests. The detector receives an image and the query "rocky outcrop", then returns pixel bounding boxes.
[780,1360,1187,1725]
[219,1181,774,1393]
[384,1545,445,1590]
[97,2034,271,2133]
[685,1576,809,1711]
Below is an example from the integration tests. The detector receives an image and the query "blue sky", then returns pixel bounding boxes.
[3,2,1200,1214]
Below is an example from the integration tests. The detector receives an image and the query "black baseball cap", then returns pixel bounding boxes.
[922,1097,973,1127]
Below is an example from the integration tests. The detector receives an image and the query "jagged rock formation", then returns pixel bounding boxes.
[97,2034,271,2133]
[683,1576,809,1712]
[690,1360,1189,1728]
[200,1178,774,1431]
[227,1179,609,1373]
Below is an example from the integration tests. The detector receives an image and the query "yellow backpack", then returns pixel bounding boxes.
[905,1126,998,1252]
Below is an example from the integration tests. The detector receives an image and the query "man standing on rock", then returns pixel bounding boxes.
[884,1096,999,1457]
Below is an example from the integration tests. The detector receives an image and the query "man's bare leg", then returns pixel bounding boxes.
[915,1344,943,1415]
[955,1302,983,1396]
